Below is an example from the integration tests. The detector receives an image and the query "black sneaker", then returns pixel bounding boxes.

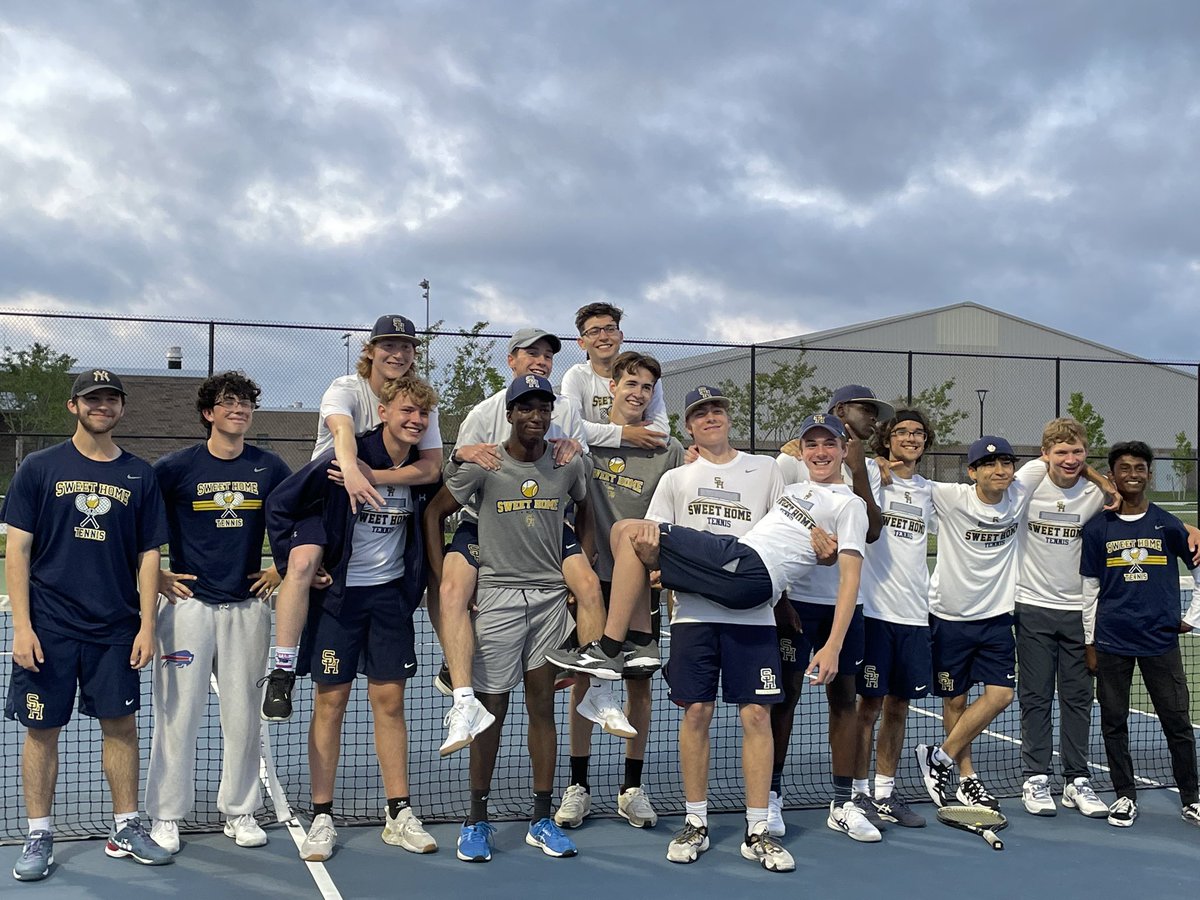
[433,661,452,697]
[259,668,295,721]
[956,776,1000,811]
[914,743,953,807]
[852,793,888,831]
[872,794,926,828]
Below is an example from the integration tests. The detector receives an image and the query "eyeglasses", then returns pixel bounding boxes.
[581,324,621,339]
[892,428,927,439]
[215,397,256,411]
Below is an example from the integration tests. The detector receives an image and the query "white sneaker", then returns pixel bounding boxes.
[1062,777,1109,818]
[554,784,592,828]
[826,800,881,842]
[440,698,496,756]
[741,820,794,873]
[382,806,437,853]
[300,813,337,861]
[767,791,785,837]
[1021,775,1057,817]
[150,820,180,855]
[1107,796,1138,828]
[666,814,709,863]
[575,683,637,739]
[618,787,658,828]
[223,814,267,848]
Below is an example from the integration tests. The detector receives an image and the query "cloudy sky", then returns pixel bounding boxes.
[2,0,1199,363]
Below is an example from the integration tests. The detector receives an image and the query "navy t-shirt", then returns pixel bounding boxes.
[1080,504,1189,656]
[154,443,291,605]
[1,440,167,643]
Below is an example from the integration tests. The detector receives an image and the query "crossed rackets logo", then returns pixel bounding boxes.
[75,493,111,529]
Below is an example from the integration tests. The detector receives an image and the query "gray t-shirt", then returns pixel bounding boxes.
[587,439,684,580]
[446,443,588,590]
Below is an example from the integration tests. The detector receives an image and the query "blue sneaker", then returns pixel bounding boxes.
[526,817,578,857]
[456,821,496,862]
[13,830,53,881]
[104,817,173,866]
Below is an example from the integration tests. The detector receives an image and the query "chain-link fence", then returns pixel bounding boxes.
[1,309,1197,513]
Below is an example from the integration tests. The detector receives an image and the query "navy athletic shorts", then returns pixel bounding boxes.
[665,622,783,706]
[858,617,933,699]
[656,524,773,610]
[447,519,582,569]
[5,634,140,728]
[786,599,866,678]
[930,612,1015,696]
[302,579,418,684]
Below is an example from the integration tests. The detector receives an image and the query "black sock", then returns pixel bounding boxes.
[599,635,623,657]
[627,630,653,647]
[833,775,853,805]
[387,797,410,819]
[770,769,783,795]
[532,791,553,823]
[468,790,489,825]
[570,756,591,792]
[312,801,333,817]
[621,758,644,793]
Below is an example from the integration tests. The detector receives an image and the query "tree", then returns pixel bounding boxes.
[1066,392,1107,461]
[1172,431,1194,501]
[0,342,78,464]
[718,351,829,447]
[890,379,969,444]
[428,321,506,435]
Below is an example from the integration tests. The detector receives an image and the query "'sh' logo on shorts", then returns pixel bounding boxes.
[863,665,880,690]
[321,649,339,675]
[937,671,954,692]
[26,694,44,721]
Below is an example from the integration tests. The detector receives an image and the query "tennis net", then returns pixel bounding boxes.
[2,592,1198,842]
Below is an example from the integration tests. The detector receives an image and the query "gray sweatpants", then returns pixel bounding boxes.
[1015,602,1093,782]
[145,595,271,821]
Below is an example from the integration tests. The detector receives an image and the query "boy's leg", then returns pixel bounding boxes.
[1015,604,1057,780]
[439,551,481,690]
[309,682,353,805]
[368,679,410,800]
[1095,650,1137,801]
[22,727,61,820]
[212,600,272,819]
[1137,646,1199,806]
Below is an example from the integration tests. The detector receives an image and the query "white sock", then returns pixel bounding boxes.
[852,778,870,796]
[28,817,51,835]
[745,807,768,832]
[114,811,138,831]
[274,646,299,672]
[875,775,896,800]
[453,687,476,705]
[933,746,954,767]
[685,801,708,827]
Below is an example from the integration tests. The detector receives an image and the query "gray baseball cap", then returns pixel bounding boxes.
[507,328,562,355]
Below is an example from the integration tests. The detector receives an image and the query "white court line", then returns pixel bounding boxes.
[909,704,1172,791]
[211,673,344,900]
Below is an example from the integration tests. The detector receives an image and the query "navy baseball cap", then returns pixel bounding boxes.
[683,385,730,419]
[967,435,1016,467]
[828,384,895,420]
[71,368,126,397]
[505,373,556,408]
[369,314,419,344]
[797,413,847,441]
[507,327,562,355]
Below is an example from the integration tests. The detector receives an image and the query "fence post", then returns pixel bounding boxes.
[207,322,216,376]
[906,351,913,406]
[749,344,757,453]
[1055,357,1061,418]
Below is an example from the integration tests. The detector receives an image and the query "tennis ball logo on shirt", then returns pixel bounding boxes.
[609,457,626,474]
[521,479,540,498]
[75,493,112,529]
[213,490,246,520]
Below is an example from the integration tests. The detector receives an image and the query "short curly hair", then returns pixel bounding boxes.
[870,408,935,458]
[574,302,624,334]
[379,376,438,412]
[196,371,261,435]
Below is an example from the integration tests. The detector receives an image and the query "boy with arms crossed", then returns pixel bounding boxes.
[266,377,441,861]
[262,314,442,721]
[147,372,291,854]
[424,375,591,862]
[1081,440,1200,828]
[6,370,171,881]
[556,352,684,831]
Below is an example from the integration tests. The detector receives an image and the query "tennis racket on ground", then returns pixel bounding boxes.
[936,804,1007,850]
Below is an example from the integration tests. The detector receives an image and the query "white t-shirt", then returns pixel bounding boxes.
[861,474,936,625]
[313,374,442,459]
[928,480,1036,621]
[1015,460,1105,611]
[777,453,884,507]
[647,452,783,626]
[345,483,412,587]
[740,481,869,608]
[558,361,670,449]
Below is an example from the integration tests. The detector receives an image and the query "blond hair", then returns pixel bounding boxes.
[1041,417,1087,452]
[379,376,437,412]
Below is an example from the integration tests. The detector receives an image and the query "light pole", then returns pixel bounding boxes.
[419,278,431,378]
[976,388,989,438]
[341,332,351,376]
